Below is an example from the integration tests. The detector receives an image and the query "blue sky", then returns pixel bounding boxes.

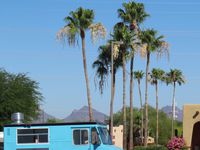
[0,0,200,118]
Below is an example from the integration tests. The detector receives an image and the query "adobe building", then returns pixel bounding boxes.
[112,125,123,148]
[183,104,200,150]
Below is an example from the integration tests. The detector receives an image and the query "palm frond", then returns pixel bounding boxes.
[93,59,108,95]
[89,23,106,43]
[56,25,79,46]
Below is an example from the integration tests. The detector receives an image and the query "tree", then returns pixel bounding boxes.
[0,69,42,130]
[139,29,168,146]
[47,118,63,123]
[113,105,176,146]
[134,70,144,144]
[165,69,185,137]
[149,68,165,145]
[118,2,149,149]
[57,7,106,121]
[112,22,134,150]
[93,43,122,139]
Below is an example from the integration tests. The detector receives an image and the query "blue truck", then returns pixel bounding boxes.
[4,122,122,150]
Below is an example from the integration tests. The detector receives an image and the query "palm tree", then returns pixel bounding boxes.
[165,69,185,138]
[112,22,134,150]
[93,43,122,139]
[149,68,165,145]
[134,70,144,145]
[139,29,168,146]
[118,2,149,149]
[57,7,106,121]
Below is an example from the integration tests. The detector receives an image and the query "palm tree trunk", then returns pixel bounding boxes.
[138,79,143,145]
[156,83,159,145]
[109,73,116,140]
[81,30,93,122]
[129,56,134,150]
[171,82,176,138]
[122,49,127,150]
[144,52,150,146]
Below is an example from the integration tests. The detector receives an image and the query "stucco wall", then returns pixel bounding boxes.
[112,125,123,148]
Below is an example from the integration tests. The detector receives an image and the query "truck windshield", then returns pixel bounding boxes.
[98,127,112,145]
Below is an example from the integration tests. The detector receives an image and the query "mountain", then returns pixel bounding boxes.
[161,105,183,122]
[64,106,108,123]
[33,110,57,123]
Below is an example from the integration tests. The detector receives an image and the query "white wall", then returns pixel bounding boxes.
[0,132,3,142]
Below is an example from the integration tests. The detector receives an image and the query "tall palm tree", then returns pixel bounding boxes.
[112,22,133,150]
[150,68,165,145]
[57,7,106,121]
[139,29,168,146]
[165,69,185,138]
[118,2,149,149]
[134,70,144,145]
[93,43,122,139]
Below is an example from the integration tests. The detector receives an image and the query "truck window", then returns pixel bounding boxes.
[98,127,112,145]
[17,128,48,144]
[73,129,88,145]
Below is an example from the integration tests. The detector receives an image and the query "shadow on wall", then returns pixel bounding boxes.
[191,121,200,150]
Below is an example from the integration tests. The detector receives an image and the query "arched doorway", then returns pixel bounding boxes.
[191,122,200,150]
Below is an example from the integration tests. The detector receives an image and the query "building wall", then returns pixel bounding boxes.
[0,132,3,143]
[112,125,123,148]
[183,104,200,147]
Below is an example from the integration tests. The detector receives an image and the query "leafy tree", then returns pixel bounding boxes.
[57,7,106,121]
[165,69,185,137]
[113,106,180,146]
[47,118,63,123]
[118,2,149,149]
[0,69,42,130]
[134,70,145,144]
[139,29,168,146]
[150,68,165,145]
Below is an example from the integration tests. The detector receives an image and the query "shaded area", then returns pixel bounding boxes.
[191,121,200,150]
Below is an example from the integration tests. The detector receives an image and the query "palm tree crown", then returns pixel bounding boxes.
[150,68,165,85]
[134,70,144,81]
[92,44,122,94]
[139,29,168,57]
[57,7,106,45]
[165,69,185,85]
[118,1,149,30]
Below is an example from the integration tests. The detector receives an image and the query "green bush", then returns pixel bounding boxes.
[134,145,167,150]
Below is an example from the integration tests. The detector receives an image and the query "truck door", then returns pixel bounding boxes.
[90,127,101,150]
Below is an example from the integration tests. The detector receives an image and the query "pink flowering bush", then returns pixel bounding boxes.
[167,137,185,150]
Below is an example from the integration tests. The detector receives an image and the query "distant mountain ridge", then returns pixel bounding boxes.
[161,105,183,122]
[33,106,108,123]
[63,106,108,123]
[34,105,182,124]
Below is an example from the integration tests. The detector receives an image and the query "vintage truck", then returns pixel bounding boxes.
[4,120,122,150]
